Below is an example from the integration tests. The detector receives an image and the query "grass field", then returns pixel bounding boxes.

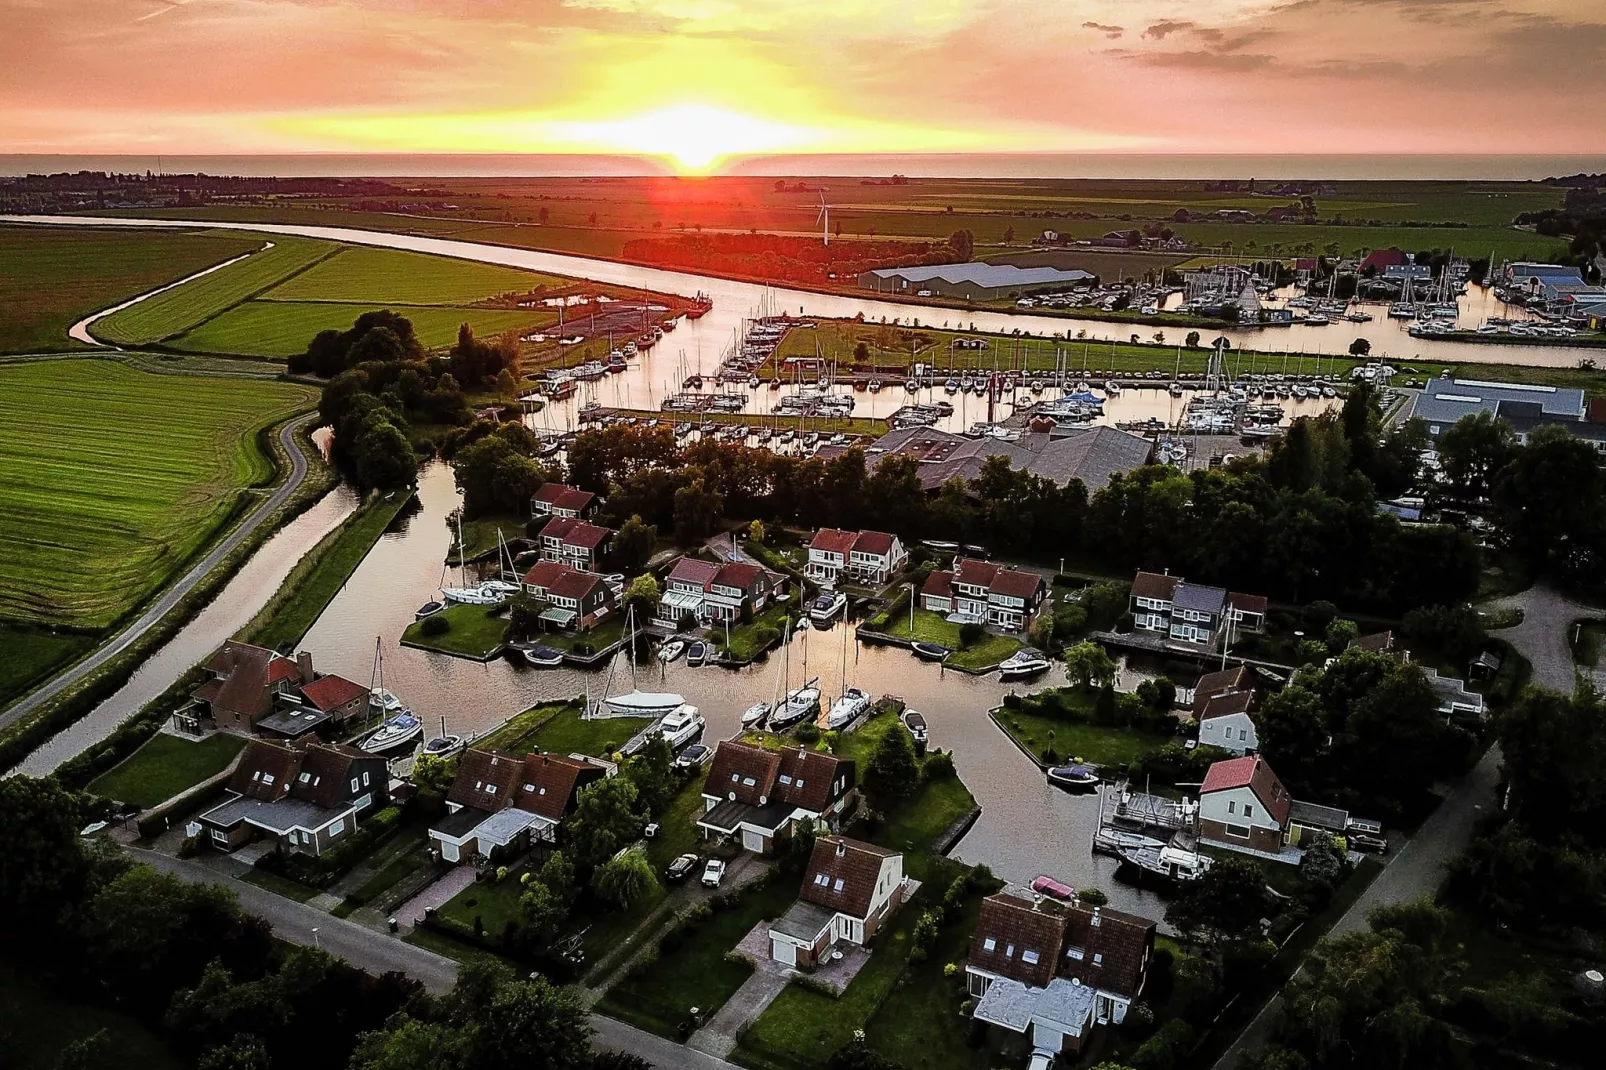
[991,702,1171,770]
[400,601,509,658]
[0,359,315,630]
[0,627,96,709]
[480,700,649,758]
[88,731,247,809]
[0,959,184,1070]
[0,225,262,353]
[874,606,1022,672]
[263,245,574,305]
[93,236,335,345]
[170,300,552,358]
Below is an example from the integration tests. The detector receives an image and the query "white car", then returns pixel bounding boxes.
[701,859,727,888]
[1027,1049,1056,1070]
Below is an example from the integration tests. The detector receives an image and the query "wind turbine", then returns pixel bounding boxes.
[817,190,831,246]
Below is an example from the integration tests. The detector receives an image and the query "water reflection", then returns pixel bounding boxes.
[298,463,1177,915]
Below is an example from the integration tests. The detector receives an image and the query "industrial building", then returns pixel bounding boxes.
[858,262,1094,301]
[1409,377,1606,453]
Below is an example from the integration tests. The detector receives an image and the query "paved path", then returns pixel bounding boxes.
[1483,582,1598,691]
[689,967,791,1059]
[0,411,320,731]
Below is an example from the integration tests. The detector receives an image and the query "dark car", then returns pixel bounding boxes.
[665,853,700,882]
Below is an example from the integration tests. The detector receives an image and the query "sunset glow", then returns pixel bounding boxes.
[3,0,1603,161]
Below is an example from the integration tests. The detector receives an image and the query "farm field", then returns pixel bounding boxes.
[0,225,262,353]
[263,245,574,305]
[169,300,553,358]
[0,358,315,630]
[92,236,335,345]
[0,627,96,709]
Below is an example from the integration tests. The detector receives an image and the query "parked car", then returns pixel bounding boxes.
[1349,833,1389,854]
[702,858,727,888]
[666,853,700,882]
[1028,1050,1056,1070]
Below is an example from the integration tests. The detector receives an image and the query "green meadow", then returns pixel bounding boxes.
[0,359,315,631]
[0,225,261,353]
[262,245,573,305]
[93,236,335,345]
[171,300,551,358]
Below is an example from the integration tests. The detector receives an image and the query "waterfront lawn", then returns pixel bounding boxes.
[454,512,527,563]
[877,606,1022,672]
[714,603,790,663]
[262,245,573,306]
[0,224,261,353]
[735,898,923,1070]
[597,874,796,1038]
[0,626,95,709]
[993,690,1170,770]
[538,614,628,656]
[644,773,709,872]
[401,601,508,658]
[0,359,315,631]
[88,731,247,809]
[483,700,650,760]
[0,959,185,1070]
[242,491,413,650]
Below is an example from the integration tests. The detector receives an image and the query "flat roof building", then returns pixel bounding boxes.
[866,425,1153,492]
[859,262,1094,301]
[1409,377,1586,439]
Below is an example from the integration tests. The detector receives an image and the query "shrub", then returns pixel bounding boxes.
[795,723,821,744]
[1001,693,1023,710]
[1077,887,1109,906]
[957,621,985,648]
[920,750,955,781]
[908,909,942,964]
[1131,1018,1196,1070]
[421,615,450,637]
[1042,746,1060,765]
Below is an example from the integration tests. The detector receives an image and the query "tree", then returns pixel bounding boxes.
[1348,337,1371,356]
[672,477,723,545]
[517,880,568,946]
[467,975,592,1070]
[350,1018,467,1070]
[612,515,657,571]
[1063,641,1116,689]
[564,776,642,870]
[948,229,974,260]
[1029,613,1056,651]
[0,776,94,948]
[748,518,765,544]
[863,720,918,808]
[197,1034,272,1070]
[1297,832,1352,890]
[622,573,661,624]
[1438,410,1517,501]
[539,851,578,905]
[353,417,418,491]
[1252,684,1329,792]
[625,734,675,815]
[591,847,660,911]
[1164,856,1267,950]
[1323,617,1359,652]
[1185,331,1202,348]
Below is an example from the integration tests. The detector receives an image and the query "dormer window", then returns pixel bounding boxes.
[983,937,997,952]
[486,784,498,794]
[524,784,534,792]
[1022,950,1039,965]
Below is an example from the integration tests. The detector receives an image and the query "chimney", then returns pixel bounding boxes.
[836,841,847,857]
[1092,906,1102,927]
[296,651,314,683]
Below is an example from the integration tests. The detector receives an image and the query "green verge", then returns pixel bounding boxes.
[0,628,97,711]
[479,699,648,759]
[872,606,1022,672]
[237,489,415,650]
[991,692,1172,770]
[87,731,246,809]
[400,601,510,659]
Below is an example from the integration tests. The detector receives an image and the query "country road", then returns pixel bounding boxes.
[128,846,742,1068]
[0,410,321,732]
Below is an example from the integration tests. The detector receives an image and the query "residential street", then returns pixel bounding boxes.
[0,411,321,731]
[1484,582,1596,691]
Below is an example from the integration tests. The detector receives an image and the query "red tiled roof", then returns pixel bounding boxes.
[852,531,895,556]
[810,528,859,554]
[230,739,301,801]
[1201,756,1290,826]
[1193,665,1246,698]
[522,561,569,589]
[969,891,1067,989]
[267,658,304,685]
[799,836,898,919]
[549,570,603,601]
[1227,591,1268,615]
[1059,902,1155,1000]
[200,641,290,722]
[448,748,524,811]
[706,740,783,807]
[667,557,721,588]
[299,675,368,712]
[922,570,955,597]
[953,557,1001,588]
[1130,571,1179,601]
[713,561,765,590]
[561,520,612,550]
[775,746,849,812]
[534,483,594,512]
[1199,691,1253,721]
[990,569,1044,599]
[1360,247,1409,272]
[514,753,602,821]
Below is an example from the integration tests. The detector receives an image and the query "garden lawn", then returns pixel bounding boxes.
[93,237,334,345]
[0,627,95,708]
[992,702,1170,769]
[482,700,650,760]
[262,245,573,305]
[168,301,552,358]
[644,774,709,872]
[0,224,260,352]
[597,875,797,1038]
[401,601,509,658]
[88,731,247,809]
[454,512,527,562]
[878,607,1022,672]
[0,359,315,630]
[537,614,629,655]
[735,897,922,1070]
[241,491,413,650]
[0,960,184,1070]
[715,603,790,662]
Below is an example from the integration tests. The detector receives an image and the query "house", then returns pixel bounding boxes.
[1198,755,1292,854]
[698,740,856,854]
[429,748,605,864]
[919,558,1048,633]
[196,740,388,855]
[1128,571,1265,648]
[1408,377,1586,443]
[1188,665,1247,716]
[1197,691,1257,754]
[704,560,778,623]
[1422,668,1487,722]
[654,557,722,627]
[530,482,597,520]
[256,672,371,741]
[965,886,1156,1056]
[807,529,907,586]
[865,425,1153,494]
[522,560,615,629]
[539,517,613,571]
[187,641,314,735]
[769,837,911,967]
[1348,630,1396,654]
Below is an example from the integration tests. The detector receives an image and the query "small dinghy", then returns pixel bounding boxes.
[523,646,564,668]
[741,702,771,729]
[911,641,950,662]
[1046,762,1101,792]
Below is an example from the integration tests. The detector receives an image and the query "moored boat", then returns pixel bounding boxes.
[911,641,950,662]
[741,702,771,729]
[769,680,821,729]
[901,709,928,747]
[1047,763,1101,792]
[422,733,467,759]
[686,640,712,667]
[414,600,445,619]
[658,639,687,663]
[523,645,565,668]
[999,648,1052,678]
[807,591,847,625]
[361,712,422,754]
[655,704,706,751]
[825,687,871,730]
[605,690,686,718]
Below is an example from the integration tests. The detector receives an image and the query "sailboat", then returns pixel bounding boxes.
[362,638,421,754]
[602,604,683,717]
[441,510,502,605]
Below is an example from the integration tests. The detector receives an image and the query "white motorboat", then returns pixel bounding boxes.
[605,690,686,718]
[808,591,847,625]
[370,688,406,715]
[998,648,1052,678]
[825,687,871,730]
[479,579,522,598]
[361,712,423,754]
[658,639,687,663]
[655,704,706,751]
[1117,840,1212,882]
[523,645,565,668]
[741,702,771,729]
[422,734,468,759]
[769,681,821,729]
[901,709,928,747]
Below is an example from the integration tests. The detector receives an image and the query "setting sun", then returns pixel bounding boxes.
[551,105,811,173]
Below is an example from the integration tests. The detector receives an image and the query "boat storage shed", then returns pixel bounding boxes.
[859,263,1094,301]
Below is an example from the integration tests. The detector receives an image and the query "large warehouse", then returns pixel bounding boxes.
[859,262,1094,301]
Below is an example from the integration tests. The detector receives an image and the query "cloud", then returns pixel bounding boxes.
[1141,20,1192,40]
[1081,21,1123,39]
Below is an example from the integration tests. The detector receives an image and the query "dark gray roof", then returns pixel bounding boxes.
[1288,799,1349,832]
[698,798,790,835]
[1411,377,1585,429]
[199,793,346,835]
[771,898,838,942]
[1172,581,1227,615]
[256,707,331,738]
[869,426,1152,492]
[433,805,493,838]
[866,263,1093,288]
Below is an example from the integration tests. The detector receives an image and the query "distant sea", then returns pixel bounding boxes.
[2,153,1603,181]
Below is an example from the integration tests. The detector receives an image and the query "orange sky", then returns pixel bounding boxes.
[3,1,1602,170]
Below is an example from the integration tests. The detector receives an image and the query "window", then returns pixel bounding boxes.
[779,775,792,785]
[329,818,346,838]
[1225,822,1252,838]
[1227,800,1237,814]
[350,777,359,792]
[299,772,312,783]
[1244,805,1254,819]
[362,771,370,786]
[814,873,830,886]
[731,773,740,782]
[252,771,262,781]
[795,778,804,789]
[1021,950,1040,965]
[1005,944,1015,959]
[486,784,498,795]
[1093,953,1103,965]
[983,937,997,952]
[524,784,534,792]
[261,774,275,785]
[833,878,844,893]
[1066,948,1084,961]
[742,777,756,787]
[1239,728,1248,741]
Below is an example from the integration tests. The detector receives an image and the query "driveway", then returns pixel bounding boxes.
[1482,582,1599,691]
[0,411,321,730]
